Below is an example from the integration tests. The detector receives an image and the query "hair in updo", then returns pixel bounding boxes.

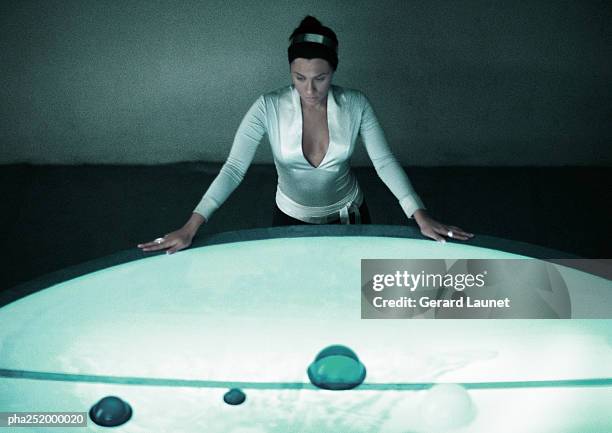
[289,16,338,45]
[288,15,339,71]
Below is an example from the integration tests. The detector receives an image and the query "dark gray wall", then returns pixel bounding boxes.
[1,0,610,165]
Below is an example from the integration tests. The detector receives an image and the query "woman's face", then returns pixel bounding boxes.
[290,58,333,107]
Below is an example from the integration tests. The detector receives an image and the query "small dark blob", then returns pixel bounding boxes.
[89,396,132,427]
[223,388,247,405]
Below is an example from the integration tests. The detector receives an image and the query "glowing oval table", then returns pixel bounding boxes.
[1,226,611,433]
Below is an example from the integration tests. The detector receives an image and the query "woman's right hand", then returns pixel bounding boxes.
[137,227,194,254]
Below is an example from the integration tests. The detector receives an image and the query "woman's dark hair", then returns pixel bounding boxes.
[289,16,338,45]
[288,15,339,71]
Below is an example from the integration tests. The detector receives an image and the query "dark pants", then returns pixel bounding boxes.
[272,200,372,226]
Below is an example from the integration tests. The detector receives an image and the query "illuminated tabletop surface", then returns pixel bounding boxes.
[1,226,611,433]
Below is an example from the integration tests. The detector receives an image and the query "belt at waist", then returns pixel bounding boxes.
[275,186,364,224]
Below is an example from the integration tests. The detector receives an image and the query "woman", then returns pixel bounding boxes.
[138,16,473,254]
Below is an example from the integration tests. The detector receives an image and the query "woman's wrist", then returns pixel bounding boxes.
[182,212,206,237]
[412,208,429,225]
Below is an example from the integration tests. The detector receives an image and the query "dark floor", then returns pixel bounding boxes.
[1,163,611,294]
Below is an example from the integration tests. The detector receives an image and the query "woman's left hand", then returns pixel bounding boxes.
[413,209,474,242]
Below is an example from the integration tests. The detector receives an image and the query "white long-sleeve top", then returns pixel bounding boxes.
[193,84,425,223]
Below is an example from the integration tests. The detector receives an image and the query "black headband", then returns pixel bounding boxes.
[288,32,338,70]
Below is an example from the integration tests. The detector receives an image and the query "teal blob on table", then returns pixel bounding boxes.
[307,345,366,390]
[224,388,247,405]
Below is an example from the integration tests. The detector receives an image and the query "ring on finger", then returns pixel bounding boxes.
[447,230,454,238]
[154,237,165,244]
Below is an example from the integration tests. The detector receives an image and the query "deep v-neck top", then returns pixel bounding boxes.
[300,100,330,169]
[194,84,424,223]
